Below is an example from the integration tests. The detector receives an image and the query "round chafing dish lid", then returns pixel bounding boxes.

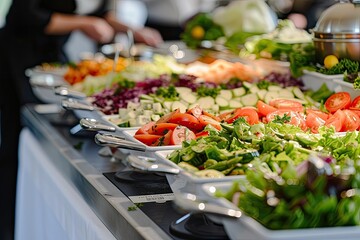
[314,1,360,34]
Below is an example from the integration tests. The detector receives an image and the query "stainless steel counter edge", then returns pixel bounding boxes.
[21,105,173,240]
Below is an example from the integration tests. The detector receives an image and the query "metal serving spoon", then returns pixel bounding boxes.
[79,118,116,132]
[174,192,242,218]
[54,86,86,99]
[94,132,146,152]
[61,98,95,111]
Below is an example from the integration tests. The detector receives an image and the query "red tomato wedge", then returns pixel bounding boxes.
[152,130,173,146]
[170,126,196,145]
[218,110,232,121]
[325,109,345,132]
[156,109,180,123]
[168,113,203,132]
[225,108,259,125]
[257,100,277,117]
[148,123,178,135]
[350,95,360,109]
[324,92,351,113]
[186,105,203,119]
[306,109,329,121]
[202,110,221,122]
[135,121,156,135]
[195,130,209,138]
[134,134,163,146]
[341,109,360,132]
[198,115,221,130]
[266,110,307,130]
[269,99,304,112]
[306,112,325,133]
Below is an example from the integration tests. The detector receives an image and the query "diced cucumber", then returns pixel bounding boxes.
[212,104,220,113]
[241,93,258,106]
[163,101,173,110]
[180,92,197,104]
[229,99,243,108]
[172,101,188,113]
[249,85,260,93]
[129,118,137,127]
[264,92,280,104]
[117,121,130,128]
[256,89,267,100]
[152,102,162,114]
[215,96,229,108]
[232,87,246,97]
[140,99,154,104]
[268,85,282,92]
[125,110,137,119]
[143,110,153,116]
[118,108,127,117]
[136,115,151,125]
[175,87,192,95]
[140,102,153,110]
[197,96,215,109]
[278,89,294,99]
[292,87,306,100]
[127,101,140,110]
[219,89,233,100]
[140,94,153,101]
[242,81,253,90]
[151,114,161,121]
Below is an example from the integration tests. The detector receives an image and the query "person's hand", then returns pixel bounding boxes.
[133,27,163,47]
[80,16,115,43]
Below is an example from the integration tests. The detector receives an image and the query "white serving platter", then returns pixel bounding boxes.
[301,70,343,91]
[201,181,360,240]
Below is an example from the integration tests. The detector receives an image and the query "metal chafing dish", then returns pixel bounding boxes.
[313,0,360,63]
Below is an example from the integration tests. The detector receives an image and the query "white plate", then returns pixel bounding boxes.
[301,70,343,91]
[202,181,360,240]
[333,79,360,99]
[121,129,182,152]
[101,115,140,132]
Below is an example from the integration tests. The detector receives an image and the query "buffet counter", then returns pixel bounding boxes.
[16,105,175,240]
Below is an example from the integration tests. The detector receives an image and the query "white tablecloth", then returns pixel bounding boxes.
[15,128,116,240]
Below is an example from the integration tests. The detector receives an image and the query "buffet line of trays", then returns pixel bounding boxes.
[28,45,360,239]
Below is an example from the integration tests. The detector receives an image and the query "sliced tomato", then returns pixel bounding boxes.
[269,99,304,112]
[198,115,221,130]
[225,108,259,125]
[148,123,178,135]
[350,95,360,109]
[195,130,209,138]
[156,108,180,123]
[152,130,173,146]
[202,110,221,122]
[306,109,329,121]
[168,113,203,132]
[186,105,203,119]
[349,109,360,119]
[324,92,351,113]
[325,109,345,132]
[218,110,232,121]
[306,112,325,133]
[266,110,307,130]
[170,126,196,145]
[135,121,156,135]
[134,134,163,146]
[257,100,277,117]
[341,109,360,132]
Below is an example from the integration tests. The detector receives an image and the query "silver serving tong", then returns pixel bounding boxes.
[54,86,86,99]
[127,155,180,174]
[61,98,95,111]
[174,192,242,218]
[79,118,116,132]
[94,132,146,152]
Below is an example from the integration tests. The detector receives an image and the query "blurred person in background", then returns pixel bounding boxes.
[0,1,162,239]
[268,0,336,30]
[143,0,217,40]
